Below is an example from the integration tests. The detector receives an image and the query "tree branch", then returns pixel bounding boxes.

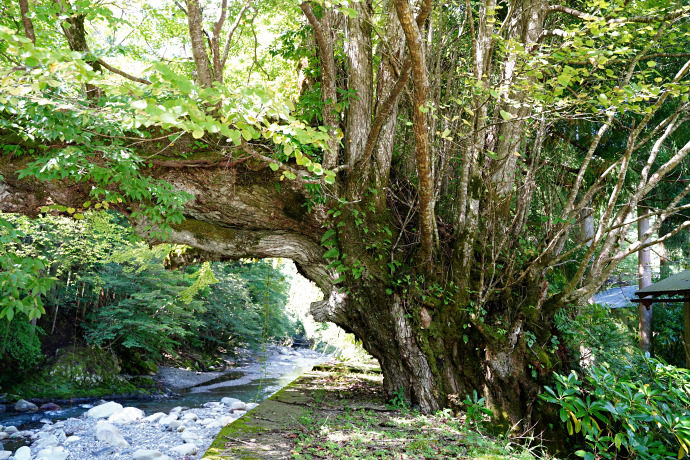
[219,0,253,76]
[18,0,36,44]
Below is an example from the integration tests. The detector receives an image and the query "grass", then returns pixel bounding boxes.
[287,364,548,460]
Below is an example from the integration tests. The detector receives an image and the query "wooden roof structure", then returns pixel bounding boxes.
[633,269,690,302]
[631,269,690,367]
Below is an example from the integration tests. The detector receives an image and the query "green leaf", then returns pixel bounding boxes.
[321,229,336,244]
[499,110,513,121]
[269,163,279,171]
[647,61,656,67]
[323,247,340,259]
[192,129,204,139]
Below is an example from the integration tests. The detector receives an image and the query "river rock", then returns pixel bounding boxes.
[3,426,17,434]
[143,412,166,423]
[0,451,10,460]
[180,431,199,444]
[167,420,183,431]
[181,412,198,421]
[39,403,61,412]
[95,421,129,447]
[158,414,178,427]
[169,406,183,414]
[64,435,81,444]
[220,397,240,406]
[13,446,31,460]
[170,443,197,456]
[108,407,144,423]
[87,401,123,419]
[203,402,220,408]
[36,446,69,460]
[133,449,170,460]
[246,402,259,411]
[0,432,7,441]
[33,434,60,450]
[230,401,246,411]
[14,399,38,412]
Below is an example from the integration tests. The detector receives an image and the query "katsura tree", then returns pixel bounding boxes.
[1,0,690,429]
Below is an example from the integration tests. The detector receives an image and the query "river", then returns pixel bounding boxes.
[0,345,328,458]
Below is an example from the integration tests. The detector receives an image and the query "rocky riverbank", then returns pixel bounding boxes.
[0,346,328,459]
[0,397,257,460]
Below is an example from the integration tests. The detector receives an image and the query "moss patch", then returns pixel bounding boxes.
[7,346,144,400]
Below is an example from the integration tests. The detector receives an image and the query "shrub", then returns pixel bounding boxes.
[540,357,690,460]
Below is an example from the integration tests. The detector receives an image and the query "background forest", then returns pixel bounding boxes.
[0,210,319,395]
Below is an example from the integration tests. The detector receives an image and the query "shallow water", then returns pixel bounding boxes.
[0,347,327,434]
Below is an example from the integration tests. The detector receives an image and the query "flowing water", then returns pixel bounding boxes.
[0,346,328,441]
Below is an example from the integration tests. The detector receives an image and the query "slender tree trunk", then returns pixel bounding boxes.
[638,206,653,356]
[185,0,213,87]
[18,0,36,44]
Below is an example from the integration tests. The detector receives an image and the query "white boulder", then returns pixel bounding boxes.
[3,426,18,434]
[220,397,240,406]
[230,401,247,411]
[170,443,198,456]
[36,446,69,460]
[143,412,166,423]
[33,434,59,450]
[158,414,178,427]
[108,407,144,423]
[0,432,7,441]
[13,446,31,460]
[87,401,123,419]
[0,451,11,460]
[95,421,129,447]
[64,436,81,444]
[132,449,170,460]
[181,412,198,422]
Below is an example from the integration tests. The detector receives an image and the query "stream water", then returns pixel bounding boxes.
[0,346,328,438]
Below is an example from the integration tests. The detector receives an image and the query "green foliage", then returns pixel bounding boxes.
[0,319,43,386]
[555,303,640,375]
[0,211,303,377]
[463,390,494,430]
[80,261,203,359]
[541,358,690,460]
[654,304,686,367]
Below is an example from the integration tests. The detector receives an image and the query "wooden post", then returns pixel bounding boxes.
[685,297,690,368]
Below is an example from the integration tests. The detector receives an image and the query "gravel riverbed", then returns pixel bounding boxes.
[0,346,328,460]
